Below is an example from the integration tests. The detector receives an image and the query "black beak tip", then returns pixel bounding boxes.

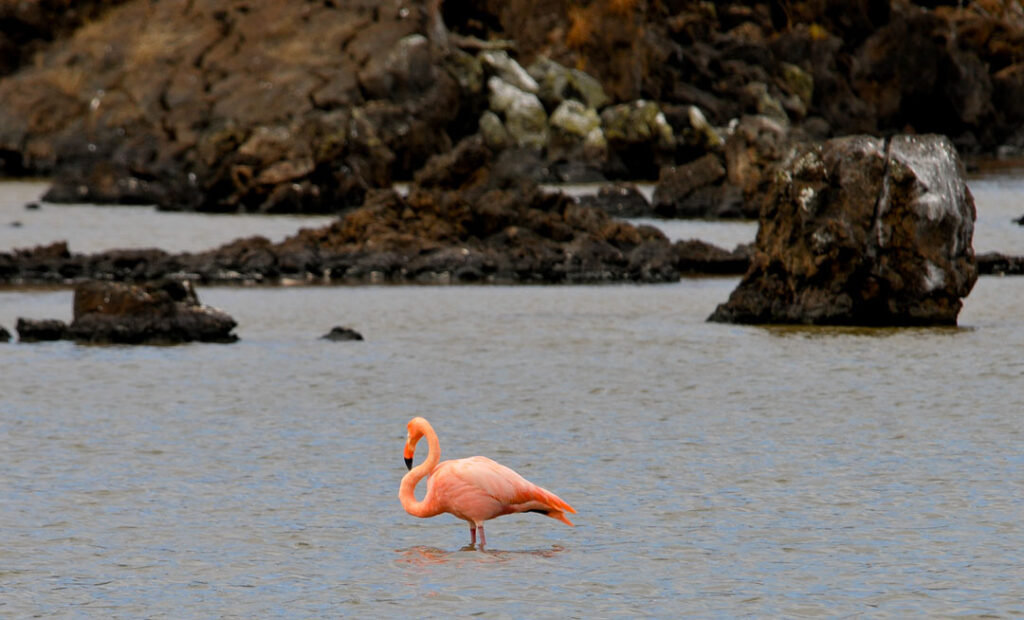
[404,457,413,470]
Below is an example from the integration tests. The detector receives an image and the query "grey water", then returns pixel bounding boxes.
[1,174,1022,617]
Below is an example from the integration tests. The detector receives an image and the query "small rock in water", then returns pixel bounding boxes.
[16,318,69,342]
[322,326,364,341]
[0,324,10,342]
[25,202,40,210]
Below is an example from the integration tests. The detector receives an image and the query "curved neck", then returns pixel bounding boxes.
[399,422,442,518]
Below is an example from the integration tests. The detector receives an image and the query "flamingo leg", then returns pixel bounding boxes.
[469,525,476,546]
[477,525,486,549]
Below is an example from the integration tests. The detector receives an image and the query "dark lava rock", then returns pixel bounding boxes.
[709,134,977,325]
[0,323,10,342]
[322,326,364,341]
[576,184,652,218]
[674,240,752,275]
[725,115,796,218]
[977,252,1024,275]
[16,318,69,342]
[0,139,751,285]
[653,154,745,218]
[65,280,238,344]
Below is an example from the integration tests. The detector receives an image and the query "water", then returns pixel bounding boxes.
[0,181,336,254]
[1,175,1023,616]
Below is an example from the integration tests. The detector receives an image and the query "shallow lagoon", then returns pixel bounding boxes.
[1,175,1022,616]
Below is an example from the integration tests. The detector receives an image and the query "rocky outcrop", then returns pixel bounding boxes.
[977,252,1024,275]
[67,279,238,343]
[4,0,1023,218]
[709,134,977,325]
[0,2,464,212]
[14,280,237,344]
[0,139,751,285]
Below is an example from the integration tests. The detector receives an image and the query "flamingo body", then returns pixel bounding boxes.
[399,417,575,548]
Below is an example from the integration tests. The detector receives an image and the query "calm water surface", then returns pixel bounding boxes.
[1,176,1023,617]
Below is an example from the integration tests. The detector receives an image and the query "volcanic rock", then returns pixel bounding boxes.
[977,252,1024,276]
[709,134,977,325]
[16,318,69,342]
[66,279,238,344]
[322,326,364,341]
[576,184,652,218]
[653,154,740,218]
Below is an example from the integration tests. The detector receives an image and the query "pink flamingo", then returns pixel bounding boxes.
[399,416,576,549]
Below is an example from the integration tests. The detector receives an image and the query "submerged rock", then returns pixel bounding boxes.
[709,134,977,326]
[322,326,364,341]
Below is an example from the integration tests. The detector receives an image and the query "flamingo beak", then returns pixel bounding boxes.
[404,436,415,470]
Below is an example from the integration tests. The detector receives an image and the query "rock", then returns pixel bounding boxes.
[600,100,676,178]
[0,2,463,212]
[740,82,790,123]
[548,99,604,163]
[674,240,752,275]
[778,62,814,110]
[527,55,609,110]
[0,324,10,342]
[67,280,238,344]
[665,105,725,157]
[709,134,977,326]
[550,100,602,138]
[358,34,436,102]
[575,184,652,218]
[487,76,548,151]
[413,134,492,190]
[724,114,795,218]
[16,318,69,342]
[478,111,512,150]
[977,252,1024,276]
[322,326,364,341]
[653,154,732,218]
[480,50,538,94]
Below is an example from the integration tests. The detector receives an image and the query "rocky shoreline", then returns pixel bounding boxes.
[3,1,1024,214]
[2,0,1024,328]
[0,137,752,287]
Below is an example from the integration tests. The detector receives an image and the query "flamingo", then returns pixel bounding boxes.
[399,416,576,549]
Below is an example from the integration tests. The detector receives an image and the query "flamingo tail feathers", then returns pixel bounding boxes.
[521,486,576,526]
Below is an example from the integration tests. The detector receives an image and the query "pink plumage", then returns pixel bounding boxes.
[399,417,576,548]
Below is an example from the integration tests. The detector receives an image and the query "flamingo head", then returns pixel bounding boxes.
[404,417,428,469]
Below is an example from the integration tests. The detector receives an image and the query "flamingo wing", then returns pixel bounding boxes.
[435,456,576,525]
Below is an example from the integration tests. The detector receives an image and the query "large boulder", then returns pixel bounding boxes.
[709,134,977,325]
